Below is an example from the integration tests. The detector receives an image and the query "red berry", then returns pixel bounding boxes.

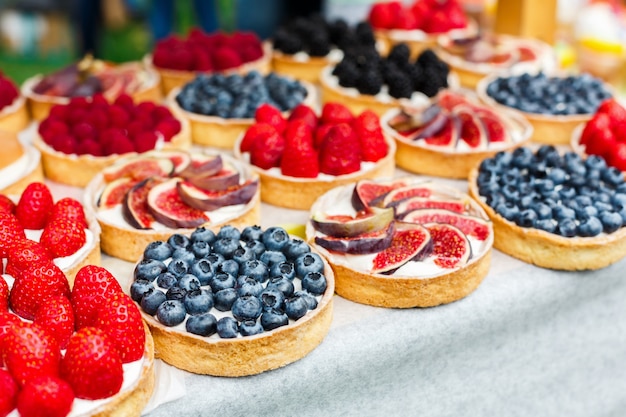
[249,129,285,169]
[72,122,96,141]
[50,133,77,154]
[96,292,145,363]
[113,93,134,110]
[17,375,74,417]
[288,104,318,130]
[71,265,123,330]
[321,102,354,125]
[319,123,362,175]
[255,104,287,134]
[103,134,134,156]
[240,123,278,153]
[6,239,52,279]
[0,278,7,310]
[49,197,88,228]
[369,2,398,29]
[0,212,26,257]
[33,296,74,350]
[0,195,16,215]
[0,368,18,416]
[597,98,626,130]
[284,119,314,150]
[314,123,334,149]
[108,104,131,128]
[75,138,104,156]
[212,47,243,70]
[40,217,86,258]
[155,118,182,141]
[607,141,626,171]
[67,108,88,126]
[15,182,54,230]
[48,105,68,121]
[280,140,319,178]
[38,119,69,143]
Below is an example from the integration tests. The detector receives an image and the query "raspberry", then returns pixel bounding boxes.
[90,93,109,108]
[108,104,131,128]
[50,133,76,154]
[250,129,285,169]
[113,93,134,110]
[67,108,88,126]
[321,102,354,125]
[134,131,158,153]
[38,119,69,143]
[152,105,173,122]
[212,47,243,70]
[15,182,54,230]
[240,123,278,153]
[72,121,96,141]
[155,118,181,141]
[103,133,134,156]
[319,123,361,175]
[48,105,68,121]
[194,51,213,71]
[255,104,287,134]
[170,48,194,71]
[126,120,146,138]
[88,108,109,130]
[240,44,264,62]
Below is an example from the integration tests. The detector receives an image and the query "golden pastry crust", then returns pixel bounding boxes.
[0,143,44,196]
[468,167,626,270]
[271,51,333,83]
[0,130,24,169]
[0,95,29,133]
[139,261,334,377]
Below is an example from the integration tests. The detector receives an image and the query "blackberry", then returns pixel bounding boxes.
[415,67,447,97]
[335,60,360,89]
[277,35,304,54]
[328,18,349,45]
[356,69,383,95]
[416,49,442,68]
[405,63,424,90]
[355,22,376,46]
[308,34,331,57]
[388,43,411,66]
[336,32,360,54]
[387,70,413,99]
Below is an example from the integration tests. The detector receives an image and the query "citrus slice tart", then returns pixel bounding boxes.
[234,102,396,210]
[22,56,161,122]
[305,177,493,308]
[0,72,29,133]
[84,150,260,263]
[1,264,155,417]
[381,89,532,179]
[468,145,626,270]
[146,28,272,95]
[0,130,44,196]
[33,94,190,187]
[476,70,613,145]
[129,224,334,376]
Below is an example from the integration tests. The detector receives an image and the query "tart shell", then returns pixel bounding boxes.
[0,96,30,133]
[0,146,44,195]
[468,167,626,270]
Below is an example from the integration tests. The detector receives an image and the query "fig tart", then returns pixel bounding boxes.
[129,224,334,376]
[382,89,532,179]
[1,265,155,417]
[22,56,161,121]
[234,102,396,210]
[0,72,29,133]
[34,94,190,187]
[84,150,260,262]
[0,130,44,195]
[306,177,493,308]
[469,146,626,270]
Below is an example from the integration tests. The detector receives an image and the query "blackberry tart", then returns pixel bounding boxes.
[129,225,334,376]
[468,146,626,270]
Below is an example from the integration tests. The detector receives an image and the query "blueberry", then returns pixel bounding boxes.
[511,147,533,169]
[552,205,576,221]
[515,209,538,228]
[294,290,318,310]
[282,239,311,260]
[260,288,285,312]
[500,184,519,201]
[239,319,264,336]
[536,145,557,160]
[285,295,308,320]
[266,276,295,298]
[240,259,269,283]
[191,240,211,258]
[216,317,239,338]
[216,225,241,241]
[237,276,264,297]
[599,211,623,233]
[301,271,328,295]
[166,258,188,278]
[186,313,217,336]
[260,309,289,331]
[262,227,290,251]
[530,202,552,220]
[184,289,214,315]
[232,246,255,265]
[613,193,626,207]
[559,186,577,200]
[140,288,167,315]
[533,179,554,194]
[241,225,263,242]
[166,286,187,301]
[217,259,239,277]
[190,259,214,285]
[594,201,613,212]
[172,247,196,266]
[270,261,296,280]
[596,192,613,204]
[557,218,578,237]
[245,239,266,257]
[167,234,190,250]
[143,241,173,261]
[214,288,238,311]
[134,259,167,281]
[601,167,624,186]
[156,300,187,326]
[568,174,587,189]
[260,250,288,268]
[209,273,237,292]
[231,295,263,321]
[212,238,240,258]
[130,279,154,302]
[485,192,506,207]
[206,253,225,270]
[178,274,201,292]
[495,201,520,222]
[191,227,216,245]
[578,216,603,237]
[295,253,324,277]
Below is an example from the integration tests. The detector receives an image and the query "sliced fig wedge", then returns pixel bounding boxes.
[158,150,192,174]
[311,206,394,238]
[423,113,460,148]
[476,110,510,143]
[315,222,395,255]
[122,178,165,229]
[406,111,448,141]
[186,161,240,191]
[424,223,471,269]
[177,179,259,212]
[437,91,470,111]
[402,208,491,241]
[98,176,139,209]
[381,184,434,208]
[388,104,444,136]
[102,157,174,182]
[454,105,488,149]
[352,178,409,211]
[147,178,209,228]
[180,154,223,178]
[371,223,432,274]
[395,197,467,218]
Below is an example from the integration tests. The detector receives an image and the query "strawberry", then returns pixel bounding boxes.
[321,102,354,125]
[0,311,20,368]
[0,368,18,416]
[608,141,626,171]
[0,212,25,257]
[0,195,15,215]
[353,110,381,134]
[9,261,70,321]
[584,124,616,159]
[40,217,86,258]
[0,278,7,310]
[369,2,398,29]
[6,239,52,279]
[49,197,88,228]
[280,140,319,178]
[71,265,123,330]
[15,182,54,230]
[240,123,278,153]
[60,327,123,400]
[597,98,626,130]
[319,123,362,176]
[424,9,453,33]
[284,119,315,150]
[3,322,61,386]
[580,113,611,144]
[17,375,74,417]
[34,296,74,350]
[288,104,318,130]
[353,111,388,162]
[314,123,334,149]
[96,293,145,363]
[212,47,243,70]
[249,128,286,170]
[255,104,287,134]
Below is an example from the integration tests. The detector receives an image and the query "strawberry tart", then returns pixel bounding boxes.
[306,177,493,308]
[234,102,396,210]
[0,72,29,133]
[84,150,260,262]
[129,224,334,376]
[0,131,44,196]
[0,264,155,417]
[382,90,532,178]
[22,56,161,122]
[34,94,190,187]
[148,28,272,94]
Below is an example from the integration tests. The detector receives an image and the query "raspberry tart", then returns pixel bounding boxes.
[0,72,29,133]
[321,44,452,117]
[22,56,161,121]
[1,264,155,417]
[306,177,493,308]
[34,94,190,187]
[168,71,314,148]
[129,224,334,376]
[148,29,271,94]
[0,131,44,195]
[477,71,613,145]
[382,89,532,178]
[468,146,626,270]
[84,150,260,262]
[234,102,396,210]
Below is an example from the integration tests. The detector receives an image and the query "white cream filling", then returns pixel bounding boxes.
[0,146,39,191]
[23,228,96,270]
[290,48,343,63]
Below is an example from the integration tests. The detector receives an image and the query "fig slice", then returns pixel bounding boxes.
[424,223,472,269]
[102,157,174,182]
[147,178,209,229]
[437,91,471,111]
[371,223,432,274]
[388,104,444,136]
[180,154,223,178]
[97,176,139,209]
[177,179,259,212]
[311,206,394,238]
[454,105,488,149]
[424,113,460,148]
[157,150,192,174]
[395,197,467,218]
[186,161,240,191]
[315,222,395,255]
[406,111,448,141]
[476,110,511,143]
[352,178,409,211]
[122,178,165,229]
[381,184,434,208]
[402,208,491,241]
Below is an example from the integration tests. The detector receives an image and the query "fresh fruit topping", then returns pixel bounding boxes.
[179,154,223,178]
[177,179,259,212]
[40,217,86,258]
[71,265,123,329]
[102,156,175,182]
[122,178,162,229]
[381,185,433,207]
[319,123,361,175]
[0,195,16,215]
[371,224,432,274]
[288,104,318,130]
[402,209,491,240]
[147,179,210,228]
[99,176,139,209]
[255,104,287,134]
[321,102,354,125]
[369,0,467,33]
[351,178,409,210]
[6,240,52,279]
[395,197,466,217]
[33,296,75,350]
[579,99,626,171]
[187,164,240,191]
[0,368,18,416]
[60,327,123,400]
[15,182,54,230]
[455,106,488,148]
[249,127,285,169]
[425,223,471,268]
[95,292,145,363]
[9,262,70,321]
[315,222,395,254]
[0,278,8,310]
[353,110,389,162]
[49,197,88,228]
[16,375,74,417]
[0,213,25,257]
[0,72,19,111]
[311,207,394,238]
[240,123,279,154]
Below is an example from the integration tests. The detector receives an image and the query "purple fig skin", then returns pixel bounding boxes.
[371,223,432,274]
[187,169,240,191]
[122,178,164,229]
[177,179,259,212]
[351,179,409,211]
[147,179,209,229]
[314,222,395,255]
[402,208,491,241]
[311,207,394,238]
[180,154,223,178]
[97,176,138,209]
[407,111,449,141]
[388,104,442,133]
[102,157,174,182]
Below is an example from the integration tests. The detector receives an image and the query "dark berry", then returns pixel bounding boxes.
[260,288,285,312]
[295,252,324,277]
[262,227,290,251]
[156,271,178,289]
[214,288,238,312]
[190,259,214,286]
[266,276,295,298]
[578,216,603,237]
[260,309,289,331]
[143,241,173,261]
[184,289,214,315]
[217,225,241,241]
[236,276,264,297]
[599,211,622,233]
[239,319,263,336]
[231,295,263,321]
[178,274,201,292]
[294,290,318,310]
[535,219,557,234]
[240,259,269,283]
[557,218,578,237]
[282,239,311,260]
[166,286,187,302]
[232,246,255,265]
[190,240,211,258]
[134,259,167,281]
[515,209,538,228]
[270,261,295,280]
[212,238,240,259]
[172,247,196,266]
[260,250,288,268]
[156,300,186,326]
[285,295,308,320]
[206,253,226,270]
[301,271,327,295]
[167,234,190,250]
[217,259,239,277]
[245,240,266,258]
[130,279,153,302]
[217,317,239,338]
[191,227,216,245]
[167,258,188,278]
[186,313,217,336]
[241,225,263,242]
[209,273,237,293]
[140,288,167,315]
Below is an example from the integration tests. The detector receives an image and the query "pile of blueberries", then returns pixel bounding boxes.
[477,146,626,237]
[175,71,308,119]
[485,72,612,116]
[131,225,328,338]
